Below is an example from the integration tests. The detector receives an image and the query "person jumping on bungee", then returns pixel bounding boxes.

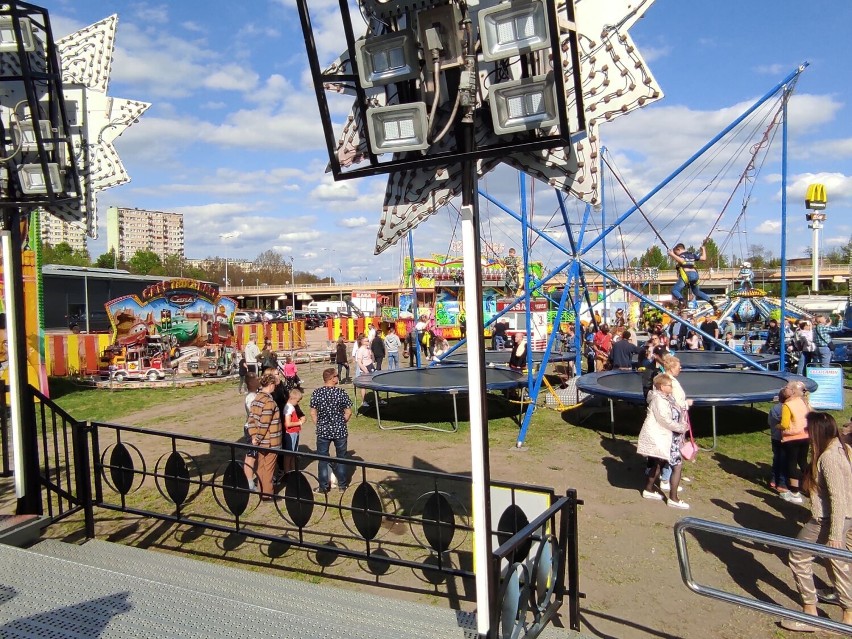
[669,241,717,312]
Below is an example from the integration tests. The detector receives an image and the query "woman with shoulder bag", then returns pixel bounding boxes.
[637,373,690,509]
[247,373,282,500]
[783,412,852,632]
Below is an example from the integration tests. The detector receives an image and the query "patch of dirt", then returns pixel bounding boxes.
[17,333,844,638]
[65,369,838,639]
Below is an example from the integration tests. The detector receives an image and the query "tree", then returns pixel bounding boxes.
[127,250,163,275]
[93,249,120,269]
[637,245,668,269]
[253,250,287,286]
[42,241,90,266]
[161,254,187,277]
[747,244,772,269]
[702,238,727,269]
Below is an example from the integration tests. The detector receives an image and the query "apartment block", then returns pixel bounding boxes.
[39,214,88,252]
[106,207,185,261]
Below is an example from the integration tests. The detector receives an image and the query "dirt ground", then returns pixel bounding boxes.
[9,333,848,639]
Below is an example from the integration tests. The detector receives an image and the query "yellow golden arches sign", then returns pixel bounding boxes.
[805,183,827,210]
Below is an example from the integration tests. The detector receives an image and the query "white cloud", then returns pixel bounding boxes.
[754,220,781,233]
[787,172,852,202]
[809,138,852,161]
[340,216,368,228]
[278,230,323,242]
[310,180,358,201]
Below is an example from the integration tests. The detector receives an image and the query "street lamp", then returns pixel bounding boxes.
[289,256,296,317]
[338,268,343,302]
[219,231,240,289]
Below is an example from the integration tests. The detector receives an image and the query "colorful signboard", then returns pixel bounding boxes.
[105,278,237,348]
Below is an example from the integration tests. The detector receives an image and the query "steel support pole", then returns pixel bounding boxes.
[460,123,494,638]
[2,212,41,515]
[779,91,789,370]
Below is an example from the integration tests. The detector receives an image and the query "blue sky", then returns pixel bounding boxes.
[43,0,852,282]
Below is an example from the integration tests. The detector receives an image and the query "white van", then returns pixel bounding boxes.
[306,301,347,315]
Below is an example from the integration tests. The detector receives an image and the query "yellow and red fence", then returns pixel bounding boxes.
[44,321,308,377]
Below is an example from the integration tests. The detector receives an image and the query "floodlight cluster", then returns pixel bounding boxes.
[301,0,663,253]
[0,7,148,238]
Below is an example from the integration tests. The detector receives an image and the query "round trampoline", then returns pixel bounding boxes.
[441,350,577,366]
[632,350,779,369]
[353,365,527,432]
[577,369,818,448]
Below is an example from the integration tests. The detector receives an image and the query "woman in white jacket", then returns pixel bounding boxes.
[637,373,690,509]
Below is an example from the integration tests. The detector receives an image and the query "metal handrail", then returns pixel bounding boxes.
[675,517,852,634]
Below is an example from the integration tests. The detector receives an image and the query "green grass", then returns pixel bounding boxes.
[47,377,225,423]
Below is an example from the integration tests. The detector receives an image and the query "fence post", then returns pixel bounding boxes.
[564,488,581,632]
[72,421,95,539]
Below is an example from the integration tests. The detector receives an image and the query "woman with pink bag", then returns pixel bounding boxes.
[637,373,690,509]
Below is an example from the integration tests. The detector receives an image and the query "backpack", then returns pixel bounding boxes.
[796,334,816,353]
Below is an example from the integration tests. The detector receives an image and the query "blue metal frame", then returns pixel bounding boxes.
[438,65,808,446]
[779,88,790,371]
[408,231,423,368]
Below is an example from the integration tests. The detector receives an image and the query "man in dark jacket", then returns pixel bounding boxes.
[609,331,640,370]
[370,328,386,370]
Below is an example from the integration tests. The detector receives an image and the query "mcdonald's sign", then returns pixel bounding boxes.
[805,183,827,210]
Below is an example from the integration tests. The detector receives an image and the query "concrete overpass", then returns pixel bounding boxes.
[223,263,850,308]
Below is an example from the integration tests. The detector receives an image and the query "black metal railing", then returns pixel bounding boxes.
[30,387,92,530]
[492,489,583,636]
[23,387,582,633]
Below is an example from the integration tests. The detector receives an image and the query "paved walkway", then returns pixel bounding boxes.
[0,540,590,639]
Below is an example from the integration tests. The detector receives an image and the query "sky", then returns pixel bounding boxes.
[40,0,852,284]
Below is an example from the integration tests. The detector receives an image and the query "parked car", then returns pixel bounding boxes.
[294,311,322,330]
[67,309,112,333]
[233,311,254,324]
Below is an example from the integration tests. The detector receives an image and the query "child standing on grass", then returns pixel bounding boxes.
[778,384,810,504]
[767,390,788,493]
[282,388,306,474]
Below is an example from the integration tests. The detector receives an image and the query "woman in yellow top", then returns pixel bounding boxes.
[778,386,810,505]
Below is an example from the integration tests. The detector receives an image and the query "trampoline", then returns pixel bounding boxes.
[441,350,577,366]
[353,364,527,432]
[577,369,818,449]
[633,350,779,369]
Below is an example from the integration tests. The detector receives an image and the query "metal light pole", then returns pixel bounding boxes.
[219,231,239,289]
[338,268,343,301]
[290,256,296,315]
[805,184,828,293]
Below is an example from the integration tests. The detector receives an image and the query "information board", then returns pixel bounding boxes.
[806,366,844,411]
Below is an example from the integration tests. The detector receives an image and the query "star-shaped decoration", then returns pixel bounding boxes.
[50,15,151,238]
[322,0,662,254]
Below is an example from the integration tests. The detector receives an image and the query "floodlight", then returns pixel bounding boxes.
[360,0,445,22]
[489,73,557,135]
[18,163,63,194]
[17,120,54,151]
[354,30,419,88]
[478,0,550,62]
[365,103,429,154]
[0,16,35,52]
